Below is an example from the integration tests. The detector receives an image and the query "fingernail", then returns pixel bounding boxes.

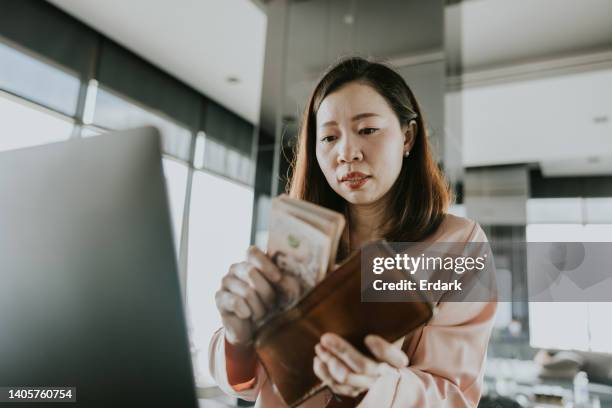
[337,366,347,381]
[270,270,281,282]
[321,333,334,346]
[239,306,250,319]
[365,335,377,345]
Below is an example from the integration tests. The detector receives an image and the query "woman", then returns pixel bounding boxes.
[209,57,497,407]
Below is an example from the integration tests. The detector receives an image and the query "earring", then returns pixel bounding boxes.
[404,150,410,157]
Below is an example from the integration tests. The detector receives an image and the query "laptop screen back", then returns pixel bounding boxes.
[0,128,197,407]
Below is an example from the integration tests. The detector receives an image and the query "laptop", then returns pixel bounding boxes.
[0,128,198,407]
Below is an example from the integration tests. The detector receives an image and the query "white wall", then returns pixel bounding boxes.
[461,69,612,167]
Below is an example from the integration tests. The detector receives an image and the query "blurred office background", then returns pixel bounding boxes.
[1,0,611,407]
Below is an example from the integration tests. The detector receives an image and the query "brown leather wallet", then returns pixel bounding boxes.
[253,241,434,407]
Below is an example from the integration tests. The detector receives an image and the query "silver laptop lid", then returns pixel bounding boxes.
[0,127,197,407]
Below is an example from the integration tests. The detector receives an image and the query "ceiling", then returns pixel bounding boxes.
[278,0,445,139]
[275,0,612,126]
[273,0,612,178]
[448,0,612,73]
[48,0,267,124]
[46,0,612,138]
[449,0,612,177]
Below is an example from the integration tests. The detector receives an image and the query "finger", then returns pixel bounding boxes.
[276,274,302,305]
[215,290,251,319]
[246,245,282,283]
[232,263,276,309]
[316,344,376,390]
[221,275,266,321]
[329,382,363,399]
[345,372,376,390]
[220,313,252,345]
[320,333,378,376]
[315,344,377,389]
[365,334,409,368]
[315,343,349,383]
[313,355,334,385]
[313,357,363,397]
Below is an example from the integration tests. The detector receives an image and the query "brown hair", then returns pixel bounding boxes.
[288,57,452,246]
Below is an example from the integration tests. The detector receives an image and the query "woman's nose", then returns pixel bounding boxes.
[336,135,363,164]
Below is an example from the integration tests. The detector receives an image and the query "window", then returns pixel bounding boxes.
[1,21,259,393]
[193,131,206,169]
[162,158,188,253]
[86,87,193,256]
[527,223,612,353]
[80,125,104,138]
[588,303,612,353]
[0,41,80,115]
[92,87,193,161]
[527,197,612,224]
[195,135,254,185]
[527,198,583,224]
[0,41,76,153]
[186,171,254,386]
[0,91,73,153]
[585,198,612,223]
[202,138,227,175]
[528,302,590,351]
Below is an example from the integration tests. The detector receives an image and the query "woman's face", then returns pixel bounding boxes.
[315,82,413,206]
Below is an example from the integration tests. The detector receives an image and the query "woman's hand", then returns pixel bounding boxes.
[215,246,282,347]
[313,333,409,398]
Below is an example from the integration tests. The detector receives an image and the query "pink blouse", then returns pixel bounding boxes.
[208,214,497,407]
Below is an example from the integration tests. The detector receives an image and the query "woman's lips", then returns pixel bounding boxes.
[339,172,371,190]
[345,177,370,189]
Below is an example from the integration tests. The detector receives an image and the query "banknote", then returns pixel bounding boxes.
[266,195,346,312]
[267,208,331,308]
[274,195,345,271]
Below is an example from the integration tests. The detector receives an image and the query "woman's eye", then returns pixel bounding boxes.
[359,128,379,135]
[320,135,337,143]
